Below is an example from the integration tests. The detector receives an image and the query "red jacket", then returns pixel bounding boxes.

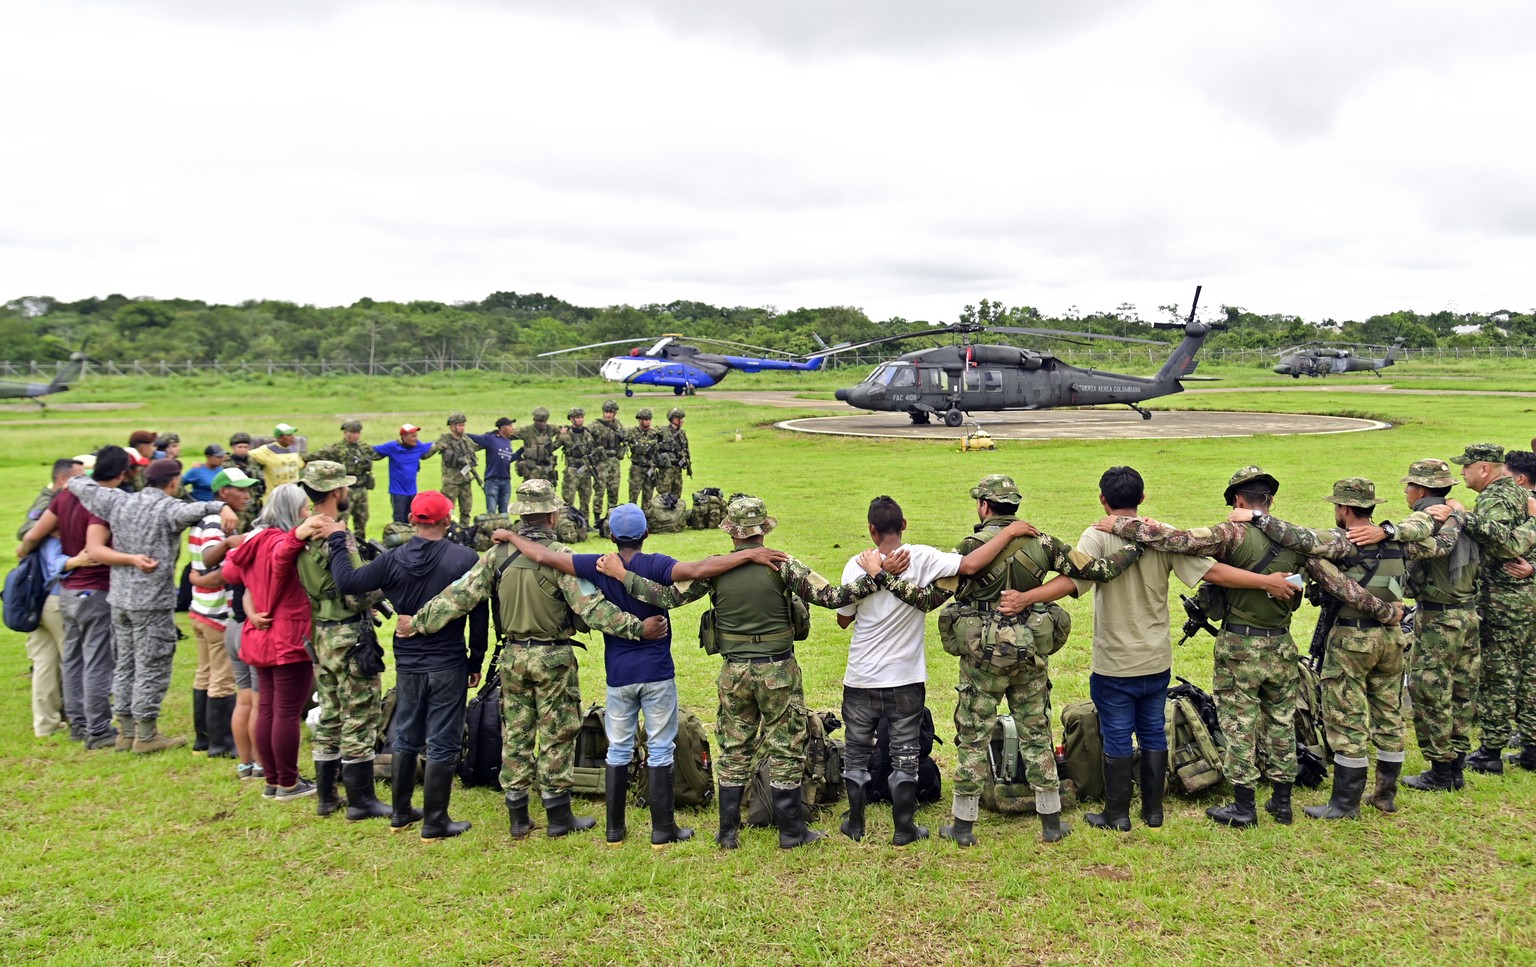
[222,527,312,668]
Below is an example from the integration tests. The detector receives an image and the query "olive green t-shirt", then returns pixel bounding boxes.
[1070,526,1213,678]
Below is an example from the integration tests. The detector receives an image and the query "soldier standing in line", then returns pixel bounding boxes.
[515,407,561,488]
[428,413,481,528]
[558,407,598,524]
[306,421,376,539]
[588,400,627,528]
[228,432,264,529]
[626,408,663,508]
[653,408,691,500]
[399,479,667,840]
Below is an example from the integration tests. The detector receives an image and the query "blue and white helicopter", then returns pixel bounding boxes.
[540,334,825,396]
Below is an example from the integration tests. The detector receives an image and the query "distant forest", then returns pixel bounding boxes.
[4,291,1533,364]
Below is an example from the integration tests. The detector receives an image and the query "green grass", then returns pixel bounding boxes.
[2,364,1535,965]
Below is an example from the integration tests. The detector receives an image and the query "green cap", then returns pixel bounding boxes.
[447,413,467,426]
[1324,477,1387,508]
[602,400,619,413]
[211,467,259,491]
[299,460,356,492]
[721,495,777,538]
[1224,465,1279,505]
[340,420,363,433]
[668,408,685,420]
[274,423,298,436]
[635,408,653,420]
[568,407,585,419]
[1451,443,1505,466]
[229,431,252,446]
[510,479,561,515]
[970,474,1021,503]
[1402,458,1456,489]
[532,406,550,421]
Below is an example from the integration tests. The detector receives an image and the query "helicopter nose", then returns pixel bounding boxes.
[834,387,851,402]
[1272,365,1287,374]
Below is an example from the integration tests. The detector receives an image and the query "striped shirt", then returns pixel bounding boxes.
[189,514,229,629]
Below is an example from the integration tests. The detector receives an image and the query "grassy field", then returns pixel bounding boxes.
[2,361,1535,965]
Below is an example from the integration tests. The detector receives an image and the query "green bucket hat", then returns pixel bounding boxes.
[970,474,1021,503]
[1224,465,1280,505]
[1324,476,1387,508]
[299,460,356,492]
[1402,459,1456,489]
[510,479,562,515]
[721,495,777,539]
[1451,442,1505,466]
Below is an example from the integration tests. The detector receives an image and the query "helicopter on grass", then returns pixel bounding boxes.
[813,287,1221,425]
[0,352,87,408]
[540,334,824,396]
[1272,338,1405,378]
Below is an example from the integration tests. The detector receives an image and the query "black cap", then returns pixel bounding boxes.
[495,417,515,428]
[204,443,226,456]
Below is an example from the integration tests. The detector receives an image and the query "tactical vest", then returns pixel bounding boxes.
[956,518,1050,604]
[340,441,375,489]
[493,539,578,642]
[1337,542,1407,620]
[627,427,662,466]
[709,560,794,659]
[1223,523,1305,630]
[438,434,476,471]
[298,539,363,623]
[655,428,688,469]
[1408,510,1479,605]
[590,419,626,462]
[519,426,559,466]
[563,426,596,469]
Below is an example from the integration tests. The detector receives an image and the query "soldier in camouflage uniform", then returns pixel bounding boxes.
[1227,478,1426,820]
[1108,467,1407,828]
[228,431,264,530]
[588,400,626,527]
[306,420,375,539]
[626,408,663,507]
[293,461,391,822]
[403,479,666,839]
[652,408,691,500]
[515,407,560,488]
[885,474,1143,846]
[557,407,598,524]
[611,495,892,850]
[428,413,481,528]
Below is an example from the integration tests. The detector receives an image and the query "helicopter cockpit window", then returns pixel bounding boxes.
[866,365,893,385]
[888,367,916,388]
[983,370,1003,392]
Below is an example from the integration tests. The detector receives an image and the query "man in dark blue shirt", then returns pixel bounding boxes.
[468,417,519,515]
[501,503,784,845]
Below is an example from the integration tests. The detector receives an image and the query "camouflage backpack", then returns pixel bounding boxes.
[688,487,726,530]
[555,505,590,544]
[981,713,1079,814]
[630,706,715,808]
[646,493,688,534]
[571,705,610,797]
[744,710,845,825]
[470,513,511,552]
[380,521,414,549]
[1166,678,1225,795]
[1256,657,1331,789]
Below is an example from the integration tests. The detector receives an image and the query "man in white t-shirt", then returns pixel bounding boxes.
[835,495,1037,846]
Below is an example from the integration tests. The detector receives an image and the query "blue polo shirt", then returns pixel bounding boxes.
[571,551,678,686]
[182,465,220,502]
[372,440,433,495]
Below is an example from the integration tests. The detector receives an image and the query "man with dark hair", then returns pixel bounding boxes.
[373,423,436,524]
[15,458,80,541]
[328,490,489,840]
[182,446,226,503]
[428,414,481,528]
[13,457,89,738]
[468,418,518,515]
[307,421,376,539]
[227,432,263,529]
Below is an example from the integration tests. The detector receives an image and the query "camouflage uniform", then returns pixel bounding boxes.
[306,421,375,537]
[298,535,380,764]
[557,408,598,523]
[428,415,481,527]
[588,402,626,525]
[228,432,264,530]
[626,410,663,507]
[653,409,690,500]
[515,409,560,488]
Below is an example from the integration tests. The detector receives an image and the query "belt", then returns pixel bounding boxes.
[1223,622,1287,637]
[316,614,362,626]
[1417,601,1473,612]
[507,637,569,647]
[719,630,794,644]
[1335,617,1384,629]
[730,649,795,665]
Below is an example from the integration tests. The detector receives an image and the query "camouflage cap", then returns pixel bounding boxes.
[1323,476,1387,507]
[1451,442,1505,466]
[299,459,356,493]
[532,406,550,421]
[229,431,253,446]
[447,413,467,426]
[510,479,562,515]
[602,400,619,413]
[667,407,685,420]
[635,408,653,420]
[1223,465,1280,504]
[970,474,1021,503]
[340,419,363,433]
[721,494,777,539]
[568,407,585,419]
[155,433,180,448]
[1402,458,1456,489]
[380,521,414,549]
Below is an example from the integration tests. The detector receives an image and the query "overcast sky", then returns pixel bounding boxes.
[4,0,1534,325]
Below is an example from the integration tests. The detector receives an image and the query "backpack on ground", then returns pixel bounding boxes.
[2,550,57,633]
[1056,699,1105,802]
[646,493,688,534]
[980,713,1080,814]
[372,686,426,785]
[1256,657,1331,789]
[743,709,845,825]
[1166,677,1226,795]
[630,706,715,808]
[570,704,610,797]
[457,654,504,789]
[866,706,943,804]
[470,513,512,552]
[688,487,726,530]
[556,505,590,544]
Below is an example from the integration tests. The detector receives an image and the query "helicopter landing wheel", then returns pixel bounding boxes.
[673,386,685,396]
[943,409,964,428]
[1141,410,1152,421]
[624,387,634,397]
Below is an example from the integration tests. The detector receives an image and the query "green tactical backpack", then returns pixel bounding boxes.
[980,714,1080,814]
[570,705,610,797]
[688,487,726,530]
[646,493,688,534]
[1056,700,1105,802]
[743,709,845,825]
[556,505,590,544]
[470,513,511,552]
[1166,679,1226,795]
[1256,658,1332,789]
[631,706,716,808]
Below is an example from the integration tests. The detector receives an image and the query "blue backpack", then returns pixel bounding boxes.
[2,551,57,633]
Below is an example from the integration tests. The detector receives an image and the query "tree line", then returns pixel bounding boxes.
[3,291,1532,364]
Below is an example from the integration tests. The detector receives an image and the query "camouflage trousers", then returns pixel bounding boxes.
[1213,630,1299,786]
[440,477,474,526]
[953,656,1059,799]
[591,461,621,522]
[561,466,593,520]
[500,643,582,797]
[311,620,383,762]
[654,468,684,499]
[1320,625,1406,763]
[716,655,806,788]
[519,463,558,489]
[110,607,178,721]
[1476,580,1536,748]
[1409,605,1481,761]
[346,489,369,539]
[627,465,655,508]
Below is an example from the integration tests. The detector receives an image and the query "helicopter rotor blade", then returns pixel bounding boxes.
[805,327,968,358]
[537,337,661,358]
[985,326,1165,345]
[685,336,801,358]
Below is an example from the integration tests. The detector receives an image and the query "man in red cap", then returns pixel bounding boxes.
[372,423,436,524]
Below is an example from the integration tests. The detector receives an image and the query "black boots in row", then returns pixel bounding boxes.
[839,770,929,846]
[191,689,236,759]
[714,782,823,849]
[604,763,694,846]
[1086,751,1167,832]
[313,752,471,842]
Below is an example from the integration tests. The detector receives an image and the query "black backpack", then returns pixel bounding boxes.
[2,550,58,633]
[866,706,943,804]
[458,647,504,789]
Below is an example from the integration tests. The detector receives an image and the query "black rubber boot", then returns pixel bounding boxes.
[716,784,743,849]
[1403,759,1457,792]
[1466,746,1504,775]
[206,695,237,758]
[420,760,471,840]
[544,792,596,838]
[1039,810,1071,843]
[506,794,535,839]
[1207,784,1259,828]
[315,759,345,817]
[343,760,392,821]
[939,817,976,847]
[1368,760,1402,813]
[390,753,424,831]
[192,689,209,754]
[648,765,693,846]
[1139,749,1168,828]
[1264,782,1293,825]
[840,772,868,842]
[889,771,929,846]
[1085,755,1134,832]
[773,785,824,849]
[605,764,629,844]
[1451,752,1466,790]
[1518,746,1536,772]
[1304,764,1368,820]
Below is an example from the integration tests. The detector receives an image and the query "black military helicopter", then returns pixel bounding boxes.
[1272,338,1405,378]
[814,287,1221,425]
[0,352,87,408]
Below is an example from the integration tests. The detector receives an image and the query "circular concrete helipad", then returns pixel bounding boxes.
[775,409,1390,440]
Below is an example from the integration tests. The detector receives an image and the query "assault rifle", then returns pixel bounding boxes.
[1309,600,1340,673]
[1176,594,1220,646]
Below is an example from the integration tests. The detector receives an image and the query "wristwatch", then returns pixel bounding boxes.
[1250,510,1268,527]
[1380,521,1397,540]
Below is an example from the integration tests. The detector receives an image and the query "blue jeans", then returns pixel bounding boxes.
[605,679,678,767]
[390,493,413,524]
[484,478,511,515]
[393,664,469,763]
[1090,670,1171,758]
